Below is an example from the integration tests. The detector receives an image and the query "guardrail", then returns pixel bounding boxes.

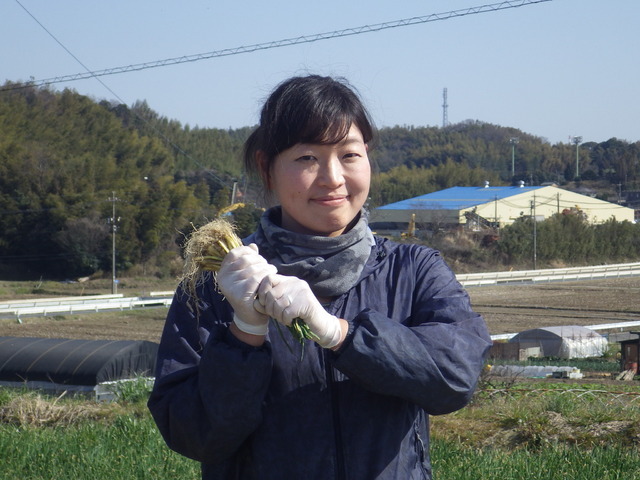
[0,294,125,309]
[0,294,172,322]
[457,262,640,287]
[2,262,640,323]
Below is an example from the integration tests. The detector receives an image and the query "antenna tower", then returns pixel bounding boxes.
[442,88,449,128]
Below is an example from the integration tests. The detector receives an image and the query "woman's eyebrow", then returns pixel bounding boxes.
[339,135,365,146]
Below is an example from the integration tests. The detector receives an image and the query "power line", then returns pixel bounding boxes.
[11,0,233,190]
[5,0,553,90]
[12,0,118,104]
[6,0,553,191]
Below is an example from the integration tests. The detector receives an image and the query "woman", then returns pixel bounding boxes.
[148,75,492,479]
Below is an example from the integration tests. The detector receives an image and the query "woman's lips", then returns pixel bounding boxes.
[312,195,348,206]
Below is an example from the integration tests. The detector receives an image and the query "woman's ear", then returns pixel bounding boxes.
[256,150,271,189]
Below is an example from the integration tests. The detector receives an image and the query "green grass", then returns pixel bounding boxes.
[432,440,640,480]
[0,386,199,480]
[0,415,199,480]
[2,381,640,479]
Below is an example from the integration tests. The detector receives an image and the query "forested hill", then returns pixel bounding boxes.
[1,84,638,278]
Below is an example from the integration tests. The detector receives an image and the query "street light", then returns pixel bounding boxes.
[572,136,582,179]
[509,137,519,178]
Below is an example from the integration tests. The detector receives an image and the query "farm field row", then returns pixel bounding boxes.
[0,276,639,342]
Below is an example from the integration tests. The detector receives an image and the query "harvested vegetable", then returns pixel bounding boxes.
[181,218,243,299]
[181,218,316,349]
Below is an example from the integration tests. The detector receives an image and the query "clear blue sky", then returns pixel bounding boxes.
[3,0,638,145]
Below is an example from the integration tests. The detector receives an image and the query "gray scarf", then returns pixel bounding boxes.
[246,207,374,297]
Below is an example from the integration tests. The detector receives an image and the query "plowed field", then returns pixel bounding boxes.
[469,276,640,335]
[0,277,639,342]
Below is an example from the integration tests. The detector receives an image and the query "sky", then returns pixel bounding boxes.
[2,0,639,145]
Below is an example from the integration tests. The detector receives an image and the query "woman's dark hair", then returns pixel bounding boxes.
[243,75,375,186]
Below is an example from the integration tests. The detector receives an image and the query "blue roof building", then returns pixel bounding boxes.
[370,183,634,230]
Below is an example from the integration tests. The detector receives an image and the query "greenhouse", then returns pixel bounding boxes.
[508,325,608,359]
[0,336,158,399]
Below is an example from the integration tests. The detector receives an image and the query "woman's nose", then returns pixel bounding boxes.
[318,157,344,186]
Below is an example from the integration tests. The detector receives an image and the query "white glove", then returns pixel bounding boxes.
[255,274,343,349]
[216,244,277,335]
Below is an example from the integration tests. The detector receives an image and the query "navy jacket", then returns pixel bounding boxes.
[148,237,491,479]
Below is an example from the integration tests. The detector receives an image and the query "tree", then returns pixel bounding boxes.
[53,215,110,276]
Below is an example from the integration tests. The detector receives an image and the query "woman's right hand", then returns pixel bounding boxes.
[216,243,277,335]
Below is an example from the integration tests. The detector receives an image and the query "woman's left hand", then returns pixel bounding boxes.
[255,274,344,349]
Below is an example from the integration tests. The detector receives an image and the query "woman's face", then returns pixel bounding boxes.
[268,124,371,237]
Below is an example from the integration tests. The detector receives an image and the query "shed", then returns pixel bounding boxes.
[0,336,158,397]
[508,326,607,359]
[619,332,640,374]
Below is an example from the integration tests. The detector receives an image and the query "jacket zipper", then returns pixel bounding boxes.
[325,349,346,480]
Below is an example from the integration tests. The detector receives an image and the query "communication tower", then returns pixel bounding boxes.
[442,88,449,128]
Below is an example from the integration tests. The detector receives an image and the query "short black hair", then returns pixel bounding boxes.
[243,75,375,184]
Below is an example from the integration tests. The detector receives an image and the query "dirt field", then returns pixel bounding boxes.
[468,276,640,335]
[0,276,639,342]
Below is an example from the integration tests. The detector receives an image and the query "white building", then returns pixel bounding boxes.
[370,184,635,230]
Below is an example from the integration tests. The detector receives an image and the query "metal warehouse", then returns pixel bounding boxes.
[370,184,635,230]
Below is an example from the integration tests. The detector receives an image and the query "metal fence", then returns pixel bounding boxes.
[457,262,640,287]
[0,293,172,322]
[2,262,639,322]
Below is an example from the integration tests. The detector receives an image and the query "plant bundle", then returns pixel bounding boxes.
[181,218,243,297]
[181,218,315,347]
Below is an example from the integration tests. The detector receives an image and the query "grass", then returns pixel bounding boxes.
[0,414,200,479]
[0,385,200,480]
[433,381,640,449]
[429,382,640,478]
[431,440,640,480]
[2,380,640,479]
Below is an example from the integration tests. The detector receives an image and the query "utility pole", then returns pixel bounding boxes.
[531,194,537,270]
[108,192,119,294]
[617,183,622,203]
[509,137,519,178]
[572,136,582,179]
[230,180,238,206]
